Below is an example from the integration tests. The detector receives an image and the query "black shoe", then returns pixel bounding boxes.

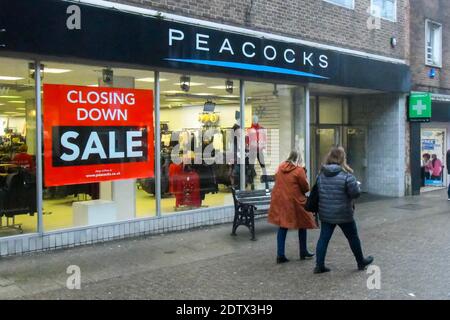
[314,266,331,274]
[357,256,374,270]
[300,252,315,260]
[276,256,290,264]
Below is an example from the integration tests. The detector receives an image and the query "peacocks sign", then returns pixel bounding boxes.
[0,0,410,92]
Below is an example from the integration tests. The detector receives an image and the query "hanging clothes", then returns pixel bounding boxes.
[246,123,267,168]
[168,162,183,194]
[174,168,201,208]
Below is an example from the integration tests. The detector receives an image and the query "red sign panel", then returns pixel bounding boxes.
[43,84,154,186]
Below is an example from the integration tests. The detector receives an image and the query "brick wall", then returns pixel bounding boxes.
[410,0,450,94]
[112,0,408,60]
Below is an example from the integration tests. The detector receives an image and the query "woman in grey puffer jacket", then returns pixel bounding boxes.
[314,147,374,274]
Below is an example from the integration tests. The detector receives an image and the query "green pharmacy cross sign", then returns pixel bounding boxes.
[409,92,432,122]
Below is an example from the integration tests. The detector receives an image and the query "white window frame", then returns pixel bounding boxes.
[323,0,355,10]
[425,19,443,68]
[370,0,397,22]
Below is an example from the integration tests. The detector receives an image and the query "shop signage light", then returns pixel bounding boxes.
[168,29,329,71]
[409,92,432,122]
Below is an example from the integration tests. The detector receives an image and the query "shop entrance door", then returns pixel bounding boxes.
[312,126,341,178]
[420,128,447,188]
[344,126,367,192]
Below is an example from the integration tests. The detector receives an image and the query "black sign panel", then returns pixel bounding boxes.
[52,126,148,167]
[0,0,410,92]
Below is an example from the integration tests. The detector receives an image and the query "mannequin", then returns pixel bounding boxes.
[247,115,269,190]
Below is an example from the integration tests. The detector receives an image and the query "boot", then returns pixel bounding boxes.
[300,251,315,260]
[276,256,290,264]
[313,266,331,274]
[357,256,374,271]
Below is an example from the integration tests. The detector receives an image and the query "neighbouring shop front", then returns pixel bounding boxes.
[410,93,450,195]
[0,0,410,255]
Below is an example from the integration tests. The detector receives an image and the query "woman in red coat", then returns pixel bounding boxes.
[268,150,318,263]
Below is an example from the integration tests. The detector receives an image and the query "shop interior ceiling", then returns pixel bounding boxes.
[0,59,307,115]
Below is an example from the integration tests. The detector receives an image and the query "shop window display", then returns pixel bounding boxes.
[159,73,242,213]
[245,82,306,187]
[0,57,37,237]
[42,62,156,231]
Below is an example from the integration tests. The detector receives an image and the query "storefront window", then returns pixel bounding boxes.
[41,62,155,231]
[0,57,37,237]
[159,72,240,213]
[245,82,306,188]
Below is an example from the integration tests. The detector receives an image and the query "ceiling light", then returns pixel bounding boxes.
[4,111,17,114]
[174,82,204,87]
[208,85,227,90]
[30,68,71,74]
[136,77,168,83]
[87,84,99,87]
[0,76,24,81]
[0,96,21,99]
[192,93,213,96]
[16,107,26,110]
[8,101,26,104]
[165,98,186,102]
[42,68,72,74]
[162,90,184,94]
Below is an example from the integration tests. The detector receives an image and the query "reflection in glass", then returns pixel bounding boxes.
[0,57,37,237]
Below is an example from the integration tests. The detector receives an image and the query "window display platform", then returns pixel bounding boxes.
[0,187,234,235]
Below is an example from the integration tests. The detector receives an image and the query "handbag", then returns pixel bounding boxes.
[305,180,319,213]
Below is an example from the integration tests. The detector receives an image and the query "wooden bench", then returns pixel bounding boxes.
[231,188,271,240]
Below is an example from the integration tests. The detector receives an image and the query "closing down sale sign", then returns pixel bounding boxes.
[43,84,154,186]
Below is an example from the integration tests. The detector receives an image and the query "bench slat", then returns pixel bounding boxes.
[237,196,271,202]
[235,190,271,197]
[239,200,271,206]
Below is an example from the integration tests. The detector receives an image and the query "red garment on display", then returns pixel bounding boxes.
[246,123,267,151]
[12,153,35,172]
[174,170,201,208]
[168,162,183,194]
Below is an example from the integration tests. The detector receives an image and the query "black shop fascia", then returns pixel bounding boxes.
[0,0,410,93]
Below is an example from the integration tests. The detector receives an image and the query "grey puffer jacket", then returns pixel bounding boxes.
[317,164,361,224]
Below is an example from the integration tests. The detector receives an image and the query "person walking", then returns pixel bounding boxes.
[431,154,443,181]
[447,150,450,200]
[268,150,317,264]
[314,146,373,274]
[422,153,433,183]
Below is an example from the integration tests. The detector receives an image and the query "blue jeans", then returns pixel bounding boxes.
[315,221,364,267]
[277,227,307,257]
[448,182,450,199]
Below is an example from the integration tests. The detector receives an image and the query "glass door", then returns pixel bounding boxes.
[344,126,367,192]
[311,125,341,178]
[421,128,447,188]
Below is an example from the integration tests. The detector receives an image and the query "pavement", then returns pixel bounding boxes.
[0,189,449,300]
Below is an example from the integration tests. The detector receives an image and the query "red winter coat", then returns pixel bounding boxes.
[268,162,317,229]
